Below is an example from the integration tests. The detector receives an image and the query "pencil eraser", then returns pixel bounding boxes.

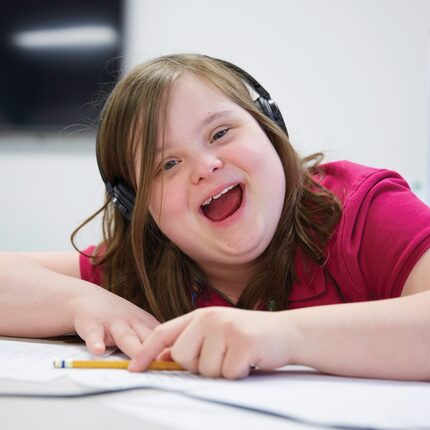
[53,360,64,368]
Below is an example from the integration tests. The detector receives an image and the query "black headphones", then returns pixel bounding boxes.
[97,56,288,222]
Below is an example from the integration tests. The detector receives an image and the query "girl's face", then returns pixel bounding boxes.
[148,74,286,268]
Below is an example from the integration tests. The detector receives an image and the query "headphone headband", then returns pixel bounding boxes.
[97,55,288,222]
[211,57,288,135]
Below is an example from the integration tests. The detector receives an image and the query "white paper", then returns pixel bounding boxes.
[104,390,305,430]
[0,337,115,382]
[1,338,430,429]
[66,366,430,429]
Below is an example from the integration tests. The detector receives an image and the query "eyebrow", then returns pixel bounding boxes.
[200,109,235,128]
[155,110,235,156]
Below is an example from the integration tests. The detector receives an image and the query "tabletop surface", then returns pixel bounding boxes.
[1,336,429,430]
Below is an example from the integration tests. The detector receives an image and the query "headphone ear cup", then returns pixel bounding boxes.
[254,96,288,136]
[111,182,135,221]
[254,96,274,120]
[116,182,135,207]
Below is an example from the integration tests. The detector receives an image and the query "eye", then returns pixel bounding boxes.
[210,128,230,143]
[163,159,180,171]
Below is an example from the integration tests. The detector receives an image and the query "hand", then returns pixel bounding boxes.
[129,307,296,379]
[69,285,159,358]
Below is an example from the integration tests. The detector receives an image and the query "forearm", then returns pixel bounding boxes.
[286,291,430,380]
[0,252,97,338]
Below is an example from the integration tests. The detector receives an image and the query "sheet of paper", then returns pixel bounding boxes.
[104,390,304,430]
[1,338,430,429]
[66,360,430,429]
[0,337,115,382]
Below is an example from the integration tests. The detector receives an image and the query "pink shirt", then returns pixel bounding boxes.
[80,161,430,309]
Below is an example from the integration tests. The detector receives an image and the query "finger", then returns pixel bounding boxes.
[169,318,205,373]
[222,343,252,380]
[156,348,172,362]
[141,314,161,331]
[130,320,154,343]
[197,333,226,378]
[109,320,143,358]
[82,324,106,356]
[129,313,194,372]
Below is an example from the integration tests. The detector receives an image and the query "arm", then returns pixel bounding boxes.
[289,248,430,380]
[287,290,430,380]
[130,250,430,380]
[0,252,159,357]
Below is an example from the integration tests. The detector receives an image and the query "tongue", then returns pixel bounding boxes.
[202,185,242,222]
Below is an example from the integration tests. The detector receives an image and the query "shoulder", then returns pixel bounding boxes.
[321,160,430,300]
[315,160,407,205]
[79,245,103,286]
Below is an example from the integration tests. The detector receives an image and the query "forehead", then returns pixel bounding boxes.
[162,75,238,133]
[170,74,230,107]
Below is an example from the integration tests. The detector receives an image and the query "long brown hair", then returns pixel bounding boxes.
[71,54,342,322]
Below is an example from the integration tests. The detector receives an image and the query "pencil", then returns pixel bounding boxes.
[53,359,184,371]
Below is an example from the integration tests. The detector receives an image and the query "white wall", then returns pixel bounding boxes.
[0,134,104,251]
[1,0,430,251]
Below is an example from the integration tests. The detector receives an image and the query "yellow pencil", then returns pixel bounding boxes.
[53,359,184,371]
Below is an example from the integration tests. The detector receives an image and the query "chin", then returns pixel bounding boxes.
[218,233,273,261]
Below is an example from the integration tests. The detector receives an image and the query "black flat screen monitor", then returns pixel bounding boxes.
[0,0,123,132]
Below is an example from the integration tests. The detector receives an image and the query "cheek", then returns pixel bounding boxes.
[149,184,186,232]
[266,151,286,199]
[241,137,282,177]
[248,143,286,206]
[148,185,162,220]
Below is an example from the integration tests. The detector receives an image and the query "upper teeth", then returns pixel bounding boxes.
[202,184,237,206]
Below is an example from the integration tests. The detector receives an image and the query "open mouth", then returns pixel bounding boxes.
[201,184,244,222]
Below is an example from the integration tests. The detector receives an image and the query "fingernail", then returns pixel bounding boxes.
[93,342,104,353]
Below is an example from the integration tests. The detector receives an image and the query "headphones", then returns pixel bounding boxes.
[96,56,288,222]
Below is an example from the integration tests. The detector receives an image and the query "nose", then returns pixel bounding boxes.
[189,153,223,185]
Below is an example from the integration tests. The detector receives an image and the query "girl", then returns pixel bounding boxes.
[1,54,430,380]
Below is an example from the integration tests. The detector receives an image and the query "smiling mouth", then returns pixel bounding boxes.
[201,184,243,222]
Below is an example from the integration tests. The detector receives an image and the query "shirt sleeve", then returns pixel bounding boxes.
[337,169,430,300]
[79,245,103,286]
